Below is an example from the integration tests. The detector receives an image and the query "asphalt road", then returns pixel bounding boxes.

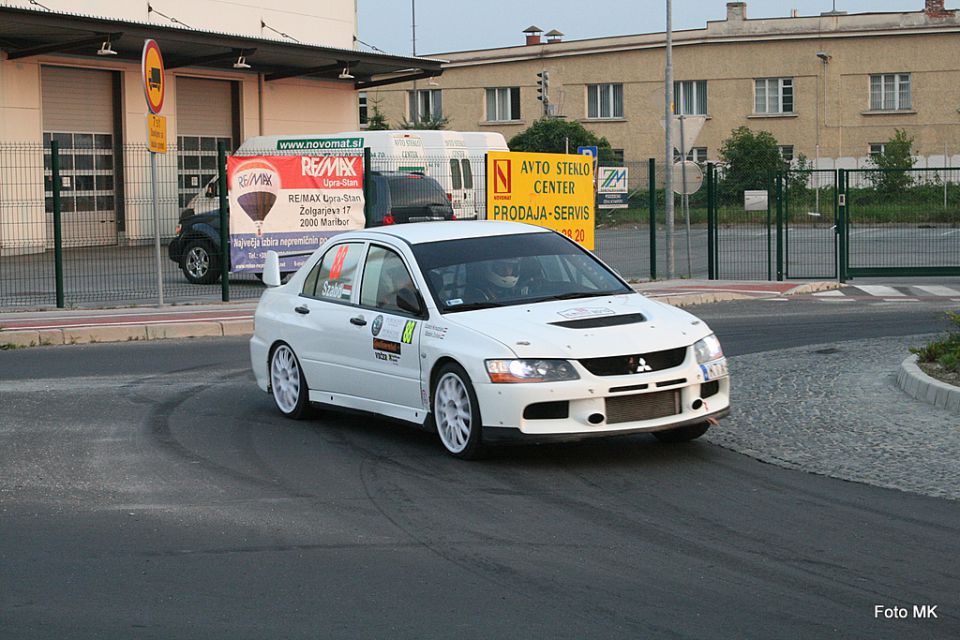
[1,300,957,639]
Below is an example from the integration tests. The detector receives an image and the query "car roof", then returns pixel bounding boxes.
[354,221,552,245]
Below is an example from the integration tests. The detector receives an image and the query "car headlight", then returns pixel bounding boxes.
[485,359,580,383]
[693,334,724,363]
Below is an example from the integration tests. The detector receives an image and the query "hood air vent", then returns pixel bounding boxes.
[550,313,646,329]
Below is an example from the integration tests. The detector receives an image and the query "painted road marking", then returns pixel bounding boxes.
[855,285,906,297]
[914,285,960,297]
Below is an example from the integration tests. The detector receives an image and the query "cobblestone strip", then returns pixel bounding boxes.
[707,334,960,500]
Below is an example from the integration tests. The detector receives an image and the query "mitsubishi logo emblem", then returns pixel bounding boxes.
[628,356,653,373]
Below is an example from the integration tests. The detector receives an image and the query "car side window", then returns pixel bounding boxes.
[360,246,416,314]
[301,242,363,302]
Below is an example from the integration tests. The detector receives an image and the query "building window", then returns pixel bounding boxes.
[674,80,707,115]
[587,83,624,119]
[359,92,368,127]
[755,78,793,114]
[869,143,885,157]
[779,145,794,162]
[673,147,708,163]
[610,148,625,164]
[408,89,442,123]
[870,74,911,111]
[485,87,521,122]
[177,135,233,208]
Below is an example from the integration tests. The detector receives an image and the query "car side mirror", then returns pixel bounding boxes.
[396,287,424,316]
[262,251,282,287]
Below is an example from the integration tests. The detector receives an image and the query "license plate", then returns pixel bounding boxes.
[700,359,728,381]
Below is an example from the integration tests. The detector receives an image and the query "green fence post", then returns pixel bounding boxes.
[838,169,847,283]
[775,171,784,281]
[648,158,657,280]
[218,141,230,302]
[51,140,64,308]
[363,147,372,226]
[706,162,715,280]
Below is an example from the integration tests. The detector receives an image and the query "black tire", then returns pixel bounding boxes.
[181,239,221,285]
[269,343,313,420]
[653,422,710,443]
[428,362,485,460]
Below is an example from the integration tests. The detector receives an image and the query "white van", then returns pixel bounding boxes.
[183,130,508,220]
[238,130,508,220]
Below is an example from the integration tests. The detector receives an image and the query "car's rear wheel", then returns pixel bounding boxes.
[653,422,710,443]
[181,239,220,285]
[431,363,484,459]
[270,343,312,419]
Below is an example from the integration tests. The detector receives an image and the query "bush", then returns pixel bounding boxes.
[508,118,616,162]
[912,311,960,374]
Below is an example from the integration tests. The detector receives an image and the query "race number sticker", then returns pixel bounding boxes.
[329,245,350,280]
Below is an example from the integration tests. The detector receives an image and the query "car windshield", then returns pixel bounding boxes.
[412,232,633,313]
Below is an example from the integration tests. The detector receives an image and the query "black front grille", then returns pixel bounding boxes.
[579,346,687,377]
[605,390,680,424]
[701,380,720,398]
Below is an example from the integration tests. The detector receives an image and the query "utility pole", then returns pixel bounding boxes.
[664,0,675,279]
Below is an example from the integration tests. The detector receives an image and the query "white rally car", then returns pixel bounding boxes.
[250,221,729,459]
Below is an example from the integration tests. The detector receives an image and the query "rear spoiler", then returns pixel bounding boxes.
[262,249,315,287]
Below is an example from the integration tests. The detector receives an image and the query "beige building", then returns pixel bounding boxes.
[0,1,440,252]
[369,1,960,170]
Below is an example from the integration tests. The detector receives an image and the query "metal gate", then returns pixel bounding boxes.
[839,167,960,279]
[781,169,838,280]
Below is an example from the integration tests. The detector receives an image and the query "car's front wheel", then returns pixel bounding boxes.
[181,239,221,285]
[431,363,484,459]
[653,422,710,443]
[270,343,312,419]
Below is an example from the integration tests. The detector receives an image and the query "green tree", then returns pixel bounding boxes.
[365,97,391,130]
[717,126,784,203]
[867,128,915,194]
[508,118,616,162]
[399,115,450,130]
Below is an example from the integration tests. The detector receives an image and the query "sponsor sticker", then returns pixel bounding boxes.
[700,358,728,381]
[371,314,384,336]
[558,307,616,319]
[424,324,448,340]
[373,338,402,354]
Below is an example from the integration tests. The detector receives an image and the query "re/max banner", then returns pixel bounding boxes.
[227,155,365,272]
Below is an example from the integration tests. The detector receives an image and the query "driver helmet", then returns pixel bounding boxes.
[483,258,520,289]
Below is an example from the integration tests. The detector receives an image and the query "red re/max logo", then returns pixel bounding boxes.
[493,159,511,194]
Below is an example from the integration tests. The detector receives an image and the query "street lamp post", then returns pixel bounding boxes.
[664,0,675,279]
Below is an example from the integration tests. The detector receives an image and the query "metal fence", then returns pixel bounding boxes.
[4,139,959,311]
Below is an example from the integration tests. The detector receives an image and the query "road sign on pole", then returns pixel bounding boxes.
[142,38,166,305]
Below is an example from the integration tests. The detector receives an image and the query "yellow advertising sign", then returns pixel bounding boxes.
[147,114,167,153]
[486,151,595,249]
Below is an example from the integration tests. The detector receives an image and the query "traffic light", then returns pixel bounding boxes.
[536,70,550,102]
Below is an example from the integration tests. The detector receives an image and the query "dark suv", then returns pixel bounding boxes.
[168,171,455,284]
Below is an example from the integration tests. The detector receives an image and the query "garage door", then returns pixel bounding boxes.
[176,77,236,209]
[42,66,118,247]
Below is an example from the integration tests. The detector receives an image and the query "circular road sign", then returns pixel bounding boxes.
[141,39,165,114]
[672,160,703,195]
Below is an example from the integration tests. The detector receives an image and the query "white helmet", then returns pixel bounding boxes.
[484,259,520,289]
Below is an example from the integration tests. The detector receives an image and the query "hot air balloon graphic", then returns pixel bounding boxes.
[232,159,280,236]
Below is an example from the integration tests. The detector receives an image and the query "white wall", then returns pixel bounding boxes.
[0,0,357,49]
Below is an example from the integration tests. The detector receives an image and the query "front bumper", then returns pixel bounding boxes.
[471,357,730,437]
[482,408,730,444]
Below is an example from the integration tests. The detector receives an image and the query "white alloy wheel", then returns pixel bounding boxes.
[270,344,309,418]
[434,371,474,455]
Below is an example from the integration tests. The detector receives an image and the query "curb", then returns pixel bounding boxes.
[897,354,960,413]
[783,281,846,295]
[645,292,755,307]
[0,319,254,349]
